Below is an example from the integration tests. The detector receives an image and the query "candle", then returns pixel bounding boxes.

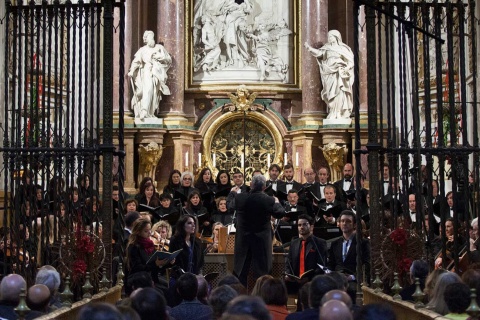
[213,153,216,168]
[295,152,299,167]
[267,154,271,168]
[284,153,287,165]
[198,153,201,166]
[241,154,244,168]
[185,152,189,167]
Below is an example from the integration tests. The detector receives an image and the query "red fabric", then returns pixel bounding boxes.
[137,237,155,255]
[299,240,305,275]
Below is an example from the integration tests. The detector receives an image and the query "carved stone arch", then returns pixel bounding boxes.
[197,106,288,181]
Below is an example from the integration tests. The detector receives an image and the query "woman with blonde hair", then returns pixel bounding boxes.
[151,220,172,251]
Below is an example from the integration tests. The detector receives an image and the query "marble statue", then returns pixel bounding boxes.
[247,22,291,83]
[222,0,252,67]
[305,30,354,120]
[194,15,222,72]
[128,30,172,120]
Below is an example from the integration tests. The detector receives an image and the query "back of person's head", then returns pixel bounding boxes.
[177,272,198,301]
[76,303,124,320]
[259,278,288,306]
[251,275,274,297]
[309,275,339,308]
[424,268,447,298]
[116,305,141,320]
[321,289,353,309]
[35,267,61,294]
[208,285,238,319]
[353,303,396,320]
[462,269,480,305]
[427,272,462,315]
[410,260,429,281]
[327,272,348,291]
[320,300,352,320]
[218,274,240,287]
[298,282,311,310]
[130,287,167,320]
[0,273,27,303]
[224,295,271,320]
[126,271,153,293]
[251,174,266,191]
[27,284,51,312]
[444,282,470,314]
[125,211,141,228]
[229,283,248,295]
[197,275,209,304]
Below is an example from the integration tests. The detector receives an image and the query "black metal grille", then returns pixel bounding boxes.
[0,0,125,294]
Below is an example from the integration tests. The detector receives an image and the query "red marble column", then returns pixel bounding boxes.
[156,0,186,117]
[358,6,368,112]
[301,0,328,117]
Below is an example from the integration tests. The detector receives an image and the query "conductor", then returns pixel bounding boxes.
[232,174,285,286]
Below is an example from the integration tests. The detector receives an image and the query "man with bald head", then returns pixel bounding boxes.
[0,273,27,320]
[320,289,352,309]
[319,300,353,320]
[26,284,51,317]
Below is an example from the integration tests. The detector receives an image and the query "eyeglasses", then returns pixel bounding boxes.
[183,178,192,181]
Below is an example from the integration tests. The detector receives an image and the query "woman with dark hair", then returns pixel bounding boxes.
[137,181,161,208]
[155,193,180,226]
[258,278,289,320]
[212,196,233,226]
[163,170,182,197]
[183,190,211,235]
[195,168,217,213]
[125,218,172,295]
[77,173,93,201]
[169,215,204,275]
[135,177,160,202]
[215,170,232,192]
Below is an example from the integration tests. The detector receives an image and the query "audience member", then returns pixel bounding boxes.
[35,266,62,310]
[400,259,429,301]
[130,287,168,320]
[259,278,289,320]
[26,284,51,319]
[76,302,123,320]
[116,305,141,320]
[208,285,238,320]
[327,272,348,292]
[197,275,210,305]
[170,273,213,320]
[223,295,271,320]
[426,272,462,315]
[319,300,352,320]
[353,303,396,320]
[321,289,353,309]
[286,275,338,320]
[424,268,447,300]
[217,274,241,287]
[443,282,470,319]
[0,274,27,320]
[251,275,274,297]
[297,283,311,312]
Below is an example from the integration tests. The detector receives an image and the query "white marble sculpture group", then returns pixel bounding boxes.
[128,24,354,122]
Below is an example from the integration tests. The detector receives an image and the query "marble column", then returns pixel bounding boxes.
[358,6,368,113]
[300,0,328,124]
[156,0,187,123]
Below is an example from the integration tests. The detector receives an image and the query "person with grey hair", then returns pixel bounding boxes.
[0,274,27,320]
[35,265,63,310]
[175,171,196,206]
[231,174,285,286]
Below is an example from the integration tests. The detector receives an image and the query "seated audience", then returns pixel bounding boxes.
[169,273,213,320]
[259,278,289,320]
[130,287,168,320]
[196,274,210,305]
[444,282,471,319]
[208,285,238,320]
[26,284,51,318]
[35,265,62,310]
[320,300,352,320]
[400,259,429,301]
[0,274,27,320]
[223,295,272,320]
[353,303,396,320]
[426,272,462,315]
[76,302,124,320]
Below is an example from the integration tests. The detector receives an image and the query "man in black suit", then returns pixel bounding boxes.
[266,164,286,195]
[279,164,303,194]
[315,185,346,227]
[285,214,327,294]
[226,171,250,211]
[333,163,355,203]
[301,168,317,217]
[233,174,285,287]
[327,210,370,286]
[311,167,331,201]
[275,189,308,244]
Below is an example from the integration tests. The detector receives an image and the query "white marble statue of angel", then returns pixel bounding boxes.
[128,30,171,120]
[194,15,222,72]
[247,21,292,83]
[305,30,354,119]
[222,0,252,67]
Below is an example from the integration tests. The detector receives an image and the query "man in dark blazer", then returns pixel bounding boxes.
[333,163,355,203]
[265,164,286,196]
[233,174,285,287]
[226,171,250,211]
[278,164,303,194]
[315,185,346,227]
[328,210,370,286]
[285,214,327,294]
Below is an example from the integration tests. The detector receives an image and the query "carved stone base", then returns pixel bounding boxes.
[134,117,164,126]
[323,118,352,126]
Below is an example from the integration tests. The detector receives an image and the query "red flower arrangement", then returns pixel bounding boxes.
[389,228,407,246]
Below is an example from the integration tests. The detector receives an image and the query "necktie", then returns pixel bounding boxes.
[286,182,294,185]
[343,239,350,262]
[319,183,326,187]
[299,240,306,275]
[345,179,351,183]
